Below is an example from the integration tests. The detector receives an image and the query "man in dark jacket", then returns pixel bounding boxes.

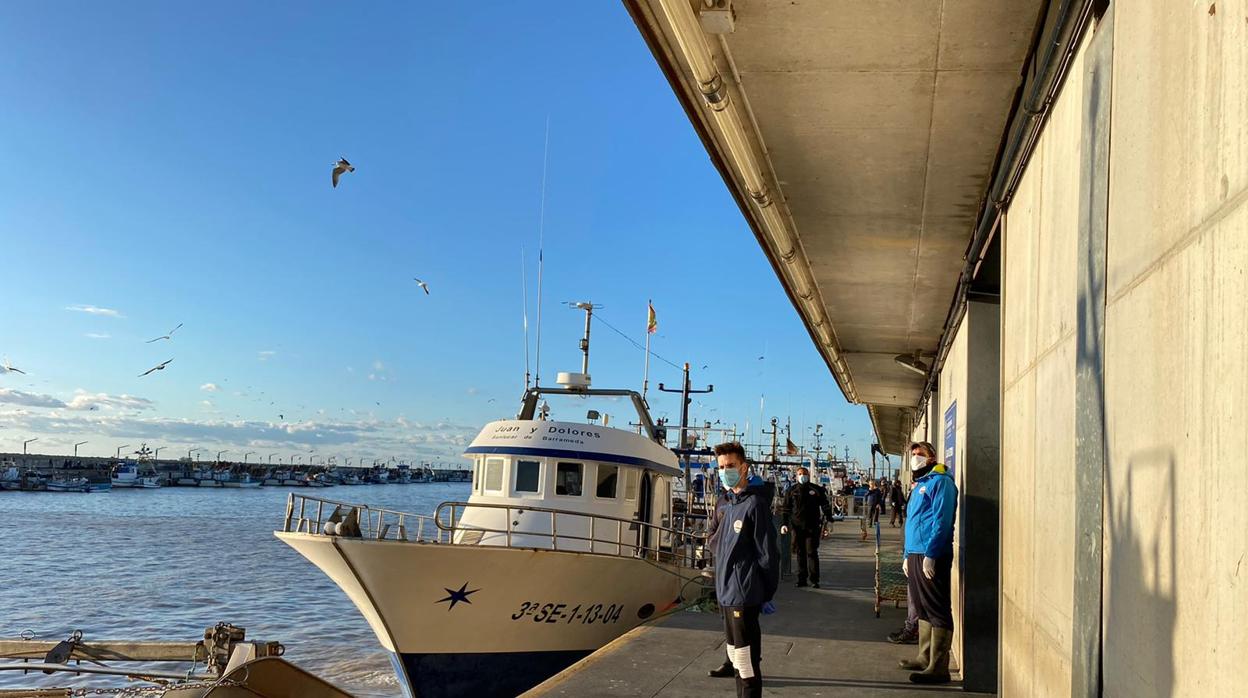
[779,466,834,588]
[889,478,907,526]
[710,442,779,697]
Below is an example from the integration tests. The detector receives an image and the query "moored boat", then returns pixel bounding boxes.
[276,312,709,698]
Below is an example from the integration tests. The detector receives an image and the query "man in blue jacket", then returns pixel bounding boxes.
[712,442,779,697]
[898,441,958,684]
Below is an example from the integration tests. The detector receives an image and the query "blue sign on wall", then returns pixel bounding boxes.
[943,401,957,480]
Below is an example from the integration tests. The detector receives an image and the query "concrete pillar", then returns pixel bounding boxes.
[960,300,1001,692]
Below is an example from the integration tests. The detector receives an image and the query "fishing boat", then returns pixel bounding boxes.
[111,445,163,488]
[0,461,20,491]
[216,468,261,488]
[45,476,96,494]
[338,470,364,486]
[276,309,709,697]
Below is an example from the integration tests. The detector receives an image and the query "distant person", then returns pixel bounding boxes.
[866,480,884,527]
[889,478,906,527]
[706,442,779,696]
[898,441,958,684]
[779,466,833,588]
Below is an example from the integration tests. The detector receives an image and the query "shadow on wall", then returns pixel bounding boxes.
[1104,448,1176,697]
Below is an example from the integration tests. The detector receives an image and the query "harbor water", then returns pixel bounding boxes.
[1,482,470,696]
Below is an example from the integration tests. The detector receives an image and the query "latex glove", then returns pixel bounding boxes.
[761,601,777,615]
[922,556,936,580]
[780,525,789,535]
[902,557,909,576]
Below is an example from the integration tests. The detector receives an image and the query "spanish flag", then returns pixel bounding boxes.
[647,302,657,334]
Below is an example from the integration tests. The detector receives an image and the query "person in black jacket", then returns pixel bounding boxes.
[889,478,907,526]
[780,466,834,588]
[710,442,779,698]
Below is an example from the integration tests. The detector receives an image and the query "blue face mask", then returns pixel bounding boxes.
[797,474,810,484]
[720,468,742,489]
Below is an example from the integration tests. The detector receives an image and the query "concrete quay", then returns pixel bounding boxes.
[527,524,975,697]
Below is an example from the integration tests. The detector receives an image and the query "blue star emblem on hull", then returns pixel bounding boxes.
[436,582,480,610]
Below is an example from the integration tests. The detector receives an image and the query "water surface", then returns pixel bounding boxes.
[2,482,470,696]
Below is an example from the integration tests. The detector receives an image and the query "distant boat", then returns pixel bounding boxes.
[47,476,98,493]
[0,461,20,491]
[217,470,261,489]
[112,460,162,489]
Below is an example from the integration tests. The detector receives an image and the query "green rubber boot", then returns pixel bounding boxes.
[909,626,953,684]
[898,620,931,670]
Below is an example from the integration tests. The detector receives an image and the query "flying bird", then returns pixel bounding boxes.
[279,414,284,420]
[331,157,355,188]
[138,359,173,377]
[1,357,26,375]
[413,278,430,295]
[757,356,765,360]
[145,323,183,343]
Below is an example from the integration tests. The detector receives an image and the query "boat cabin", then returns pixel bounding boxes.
[455,386,684,556]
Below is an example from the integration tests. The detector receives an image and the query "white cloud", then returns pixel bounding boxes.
[84,332,111,339]
[200,383,219,393]
[466,386,479,396]
[0,388,66,408]
[258,350,277,361]
[65,391,154,412]
[65,304,124,318]
[200,400,214,407]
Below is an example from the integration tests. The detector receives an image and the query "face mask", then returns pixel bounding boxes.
[720,468,742,489]
[797,474,810,484]
[910,455,927,471]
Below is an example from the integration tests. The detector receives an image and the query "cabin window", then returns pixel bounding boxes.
[484,457,505,493]
[555,462,583,496]
[623,468,639,501]
[515,459,541,493]
[472,458,482,493]
[595,464,618,499]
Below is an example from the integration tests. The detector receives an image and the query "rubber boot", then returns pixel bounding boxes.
[898,620,931,670]
[909,626,953,684]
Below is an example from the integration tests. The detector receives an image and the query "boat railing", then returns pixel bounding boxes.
[282,493,449,543]
[281,494,708,568]
[434,500,707,569]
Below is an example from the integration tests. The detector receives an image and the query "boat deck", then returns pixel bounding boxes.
[523,524,982,697]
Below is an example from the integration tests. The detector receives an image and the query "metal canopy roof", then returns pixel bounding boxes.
[625,0,1043,453]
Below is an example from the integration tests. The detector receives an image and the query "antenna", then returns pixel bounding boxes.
[521,246,531,389]
[534,116,550,388]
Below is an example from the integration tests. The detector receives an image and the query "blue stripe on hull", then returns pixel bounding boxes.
[391,649,591,698]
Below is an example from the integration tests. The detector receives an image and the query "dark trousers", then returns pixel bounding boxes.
[905,552,954,630]
[868,506,881,526]
[890,505,904,526]
[792,526,821,584]
[721,605,762,698]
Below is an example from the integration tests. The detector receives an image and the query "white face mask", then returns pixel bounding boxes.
[910,455,927,471]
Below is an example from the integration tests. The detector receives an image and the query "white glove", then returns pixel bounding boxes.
[780,525,789,535]
[902,557,909,576]
[922,556,936,580]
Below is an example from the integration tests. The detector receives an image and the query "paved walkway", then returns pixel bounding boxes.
[526,522,978,697]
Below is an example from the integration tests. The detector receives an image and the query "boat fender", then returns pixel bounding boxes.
[323,521,337,536]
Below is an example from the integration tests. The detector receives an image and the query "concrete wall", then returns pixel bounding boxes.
[932,299,1001,691]
[992,3,1248,695]
[998,29,1088,697]
[1101,2,1248,695]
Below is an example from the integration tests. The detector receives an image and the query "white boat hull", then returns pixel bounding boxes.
[276,532,703,697]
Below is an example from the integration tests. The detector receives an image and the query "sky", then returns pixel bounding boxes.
[0,1,874,466]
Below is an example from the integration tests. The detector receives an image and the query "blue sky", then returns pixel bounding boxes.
[0,1,873,465]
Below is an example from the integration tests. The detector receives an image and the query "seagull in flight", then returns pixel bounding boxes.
[413,278,430,295]
[1,357,26,375]
[139,359,173,377]
[145,323,183,343]
[332,157,355,188]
